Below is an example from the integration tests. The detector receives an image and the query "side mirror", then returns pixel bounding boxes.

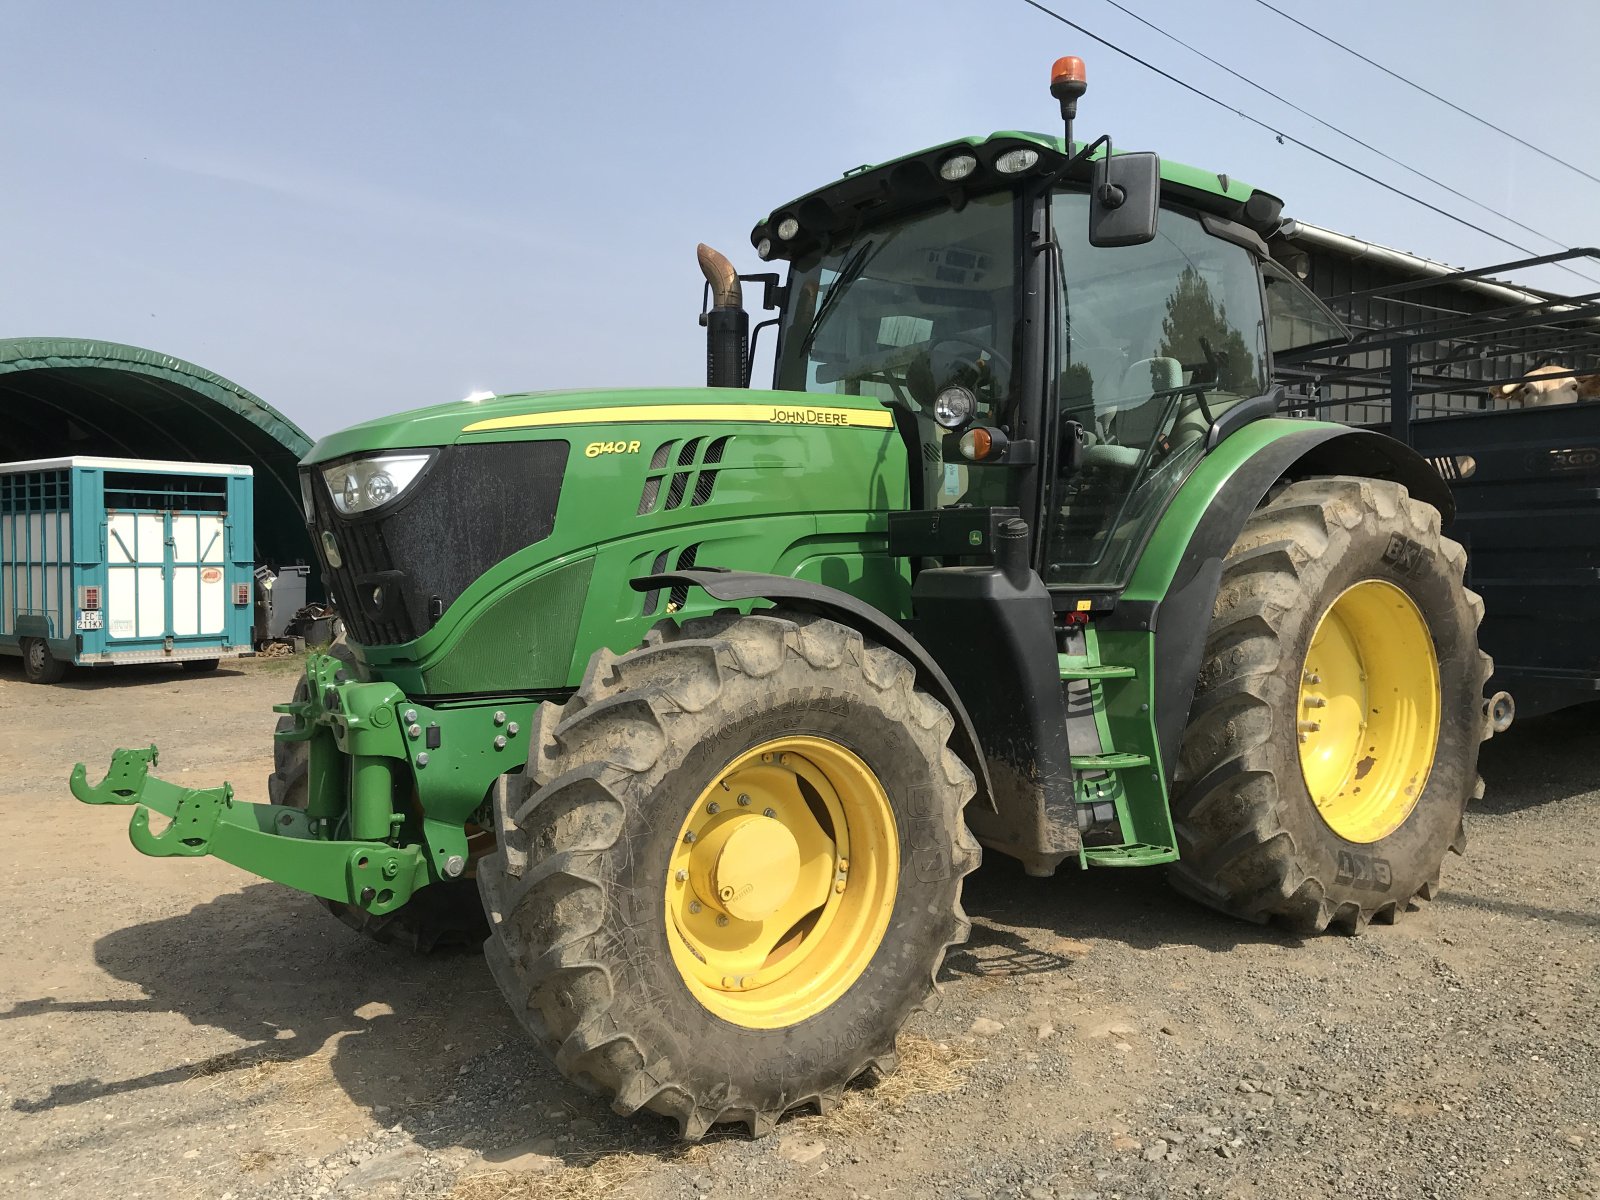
[1088,152,1160,248]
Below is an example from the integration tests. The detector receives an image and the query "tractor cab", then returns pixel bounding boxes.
[745,150,1287,590]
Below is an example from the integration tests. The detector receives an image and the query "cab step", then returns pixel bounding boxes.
[1057,657,1137,681]
[1069,751,1152,771]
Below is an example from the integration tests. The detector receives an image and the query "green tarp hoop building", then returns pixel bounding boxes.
[0,338,313,569]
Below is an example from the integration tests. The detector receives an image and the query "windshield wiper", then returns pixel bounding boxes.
[797,237,879,358]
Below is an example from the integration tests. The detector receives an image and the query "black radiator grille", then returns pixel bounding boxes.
[308,440,568,646]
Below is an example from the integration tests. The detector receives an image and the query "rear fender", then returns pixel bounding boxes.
[1114,420,1452,780]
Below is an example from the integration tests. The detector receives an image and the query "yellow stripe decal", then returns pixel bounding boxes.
[462,403,895,434]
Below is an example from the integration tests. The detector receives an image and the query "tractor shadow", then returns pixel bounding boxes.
[944,697,1600,980]
[0,885,710,1168]
[943,851,1300,986]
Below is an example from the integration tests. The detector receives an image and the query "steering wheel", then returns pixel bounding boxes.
[928,337,1011,384]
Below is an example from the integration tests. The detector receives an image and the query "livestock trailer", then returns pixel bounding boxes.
[1,456,255,683]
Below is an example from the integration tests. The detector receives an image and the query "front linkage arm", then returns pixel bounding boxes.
[70,744,430,914]
[69,651,537,916]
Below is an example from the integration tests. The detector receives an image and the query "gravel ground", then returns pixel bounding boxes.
[1,654,1595,1200]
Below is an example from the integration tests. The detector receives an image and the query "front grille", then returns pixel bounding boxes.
[308,441,568,646]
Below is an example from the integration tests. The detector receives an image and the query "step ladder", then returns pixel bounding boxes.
[1058,625,1177,868]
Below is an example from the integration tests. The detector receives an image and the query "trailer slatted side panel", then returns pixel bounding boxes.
[0,469,72,643]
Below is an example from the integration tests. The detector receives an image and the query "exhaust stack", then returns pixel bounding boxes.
[697,243,749,388]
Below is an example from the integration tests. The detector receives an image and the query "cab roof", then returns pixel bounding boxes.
[752,131,1283,260]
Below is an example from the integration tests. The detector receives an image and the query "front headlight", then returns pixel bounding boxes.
[321,453,433,516]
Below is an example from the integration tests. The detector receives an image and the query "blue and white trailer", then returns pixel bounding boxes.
[1,456,255,683]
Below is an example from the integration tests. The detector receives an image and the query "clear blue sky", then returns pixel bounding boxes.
[4,0,1597,436]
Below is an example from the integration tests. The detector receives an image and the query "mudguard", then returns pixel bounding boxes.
[1107,419,1454,781]
[629,568,997,808]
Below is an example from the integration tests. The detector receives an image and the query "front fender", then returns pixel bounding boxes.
[1113,419,1452,779]
[629,568,996,808]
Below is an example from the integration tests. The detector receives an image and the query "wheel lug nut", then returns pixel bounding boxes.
[834,881,846,894]
[684,830,697,843]
[1304,695,1327,708]
[737,794,751,807]
[1297,720,1321,733]
[675,869,687,883]
[763,808,776,819]
[706,801,720,815]
[716,915,729,927]
[689,900,702,914]
[1304,673,1321,685]
[839,858,849,871]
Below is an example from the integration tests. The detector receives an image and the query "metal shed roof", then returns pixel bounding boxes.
[0,338,310,568]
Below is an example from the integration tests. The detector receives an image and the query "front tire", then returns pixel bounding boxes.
[1169,477,1490,933]
[478,611,979,1139]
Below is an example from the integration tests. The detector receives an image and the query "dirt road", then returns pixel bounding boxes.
[1,656,1595,1200]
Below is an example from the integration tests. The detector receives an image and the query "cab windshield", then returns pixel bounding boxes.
[774,192,1018,409]
[773,192,1019,509]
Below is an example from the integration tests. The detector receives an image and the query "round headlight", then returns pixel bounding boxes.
[756,237,773,260]
[995,147,1040,175]
[365,471,396,506]
[777,216,800,240]
[933,385,977,429]
[939,154,978,182]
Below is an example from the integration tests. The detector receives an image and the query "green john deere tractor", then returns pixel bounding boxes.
[73,59,1491,1138]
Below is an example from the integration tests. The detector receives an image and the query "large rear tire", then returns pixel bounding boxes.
[268,643,487,952]
[478,611,979,1138]
[1169,477,1491,933]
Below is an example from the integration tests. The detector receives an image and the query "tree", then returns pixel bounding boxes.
[1157,267,1258,392]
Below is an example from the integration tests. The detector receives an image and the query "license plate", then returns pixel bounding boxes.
[78,610,103,631]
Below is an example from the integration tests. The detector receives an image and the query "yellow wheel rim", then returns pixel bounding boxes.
[665,736,899,1029]
[1296,579,1440,843]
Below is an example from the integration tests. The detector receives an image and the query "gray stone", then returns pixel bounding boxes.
[337,1146,424,1191]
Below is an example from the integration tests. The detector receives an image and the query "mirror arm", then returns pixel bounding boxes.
[745,317,780,387]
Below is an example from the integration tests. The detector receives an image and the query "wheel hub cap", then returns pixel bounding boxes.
[692,815,802,922]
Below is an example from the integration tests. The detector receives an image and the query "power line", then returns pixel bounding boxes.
[1094,0,1598,281]
[1247,0,1600,190]
[1016,0,1600,287]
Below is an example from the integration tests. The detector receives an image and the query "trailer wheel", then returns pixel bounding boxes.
[22,638,66,684]
[478,611,978,1139]
[1169,476,1490,934]
[268,643,486,952]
